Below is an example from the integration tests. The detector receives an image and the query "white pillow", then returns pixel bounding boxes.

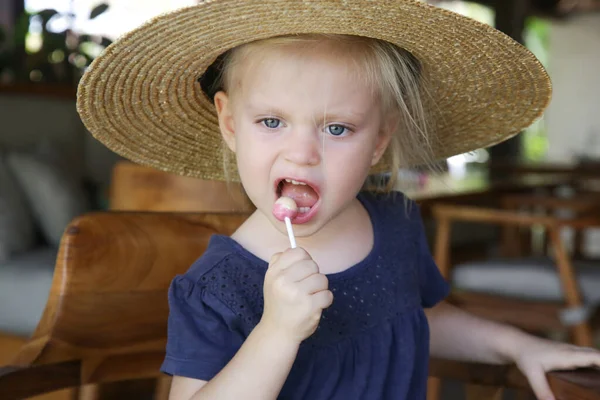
[0,155,36,261]
[7,152,89,247]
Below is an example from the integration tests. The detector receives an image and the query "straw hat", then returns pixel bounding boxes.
[76,0,552,181]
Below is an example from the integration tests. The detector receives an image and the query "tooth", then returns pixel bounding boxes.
[285,179,292,183]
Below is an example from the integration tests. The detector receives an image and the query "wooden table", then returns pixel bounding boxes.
[110,161,573,212]
[404,169,568,201]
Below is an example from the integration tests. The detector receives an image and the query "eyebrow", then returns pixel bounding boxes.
[323,110,367,121]
[246,102,368,122]
[249,104,288,117]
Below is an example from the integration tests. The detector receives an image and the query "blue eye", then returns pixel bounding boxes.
[262,118,281,129]
[327,124,347,136]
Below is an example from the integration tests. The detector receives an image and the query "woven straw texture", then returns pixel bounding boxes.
[76,0,552,181]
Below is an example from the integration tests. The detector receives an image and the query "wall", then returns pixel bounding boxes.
[0,93,121,187]
[544,14,600,256]
[545,14,600,163]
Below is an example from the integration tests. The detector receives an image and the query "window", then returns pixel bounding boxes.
[432,1,550,162]
[13,0,196,83]
[25,0,196,40]
[433,1,495,25]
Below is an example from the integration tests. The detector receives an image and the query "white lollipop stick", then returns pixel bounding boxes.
[273,197,299,249]
[284,216,297,249]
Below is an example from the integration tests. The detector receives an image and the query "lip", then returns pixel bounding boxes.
[291,198,321,224]
[273,176,321,224]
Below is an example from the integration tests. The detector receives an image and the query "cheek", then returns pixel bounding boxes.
[235,142,264,185]
[233,124,272,190]
[233,121,259,162]
[326,145,373,195]
[235,152,266,210]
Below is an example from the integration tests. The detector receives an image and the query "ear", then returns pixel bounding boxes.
[214,91,236,153]
[371,115,398,166]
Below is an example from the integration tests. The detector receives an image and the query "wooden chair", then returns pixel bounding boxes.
[500,193,600,260]
[0,212,247,399]
[109,161,254,213]
[433,198,600,347]
[0,212,599,400]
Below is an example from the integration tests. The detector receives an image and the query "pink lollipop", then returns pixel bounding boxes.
[273,197,297,248]
[273,197,298,221]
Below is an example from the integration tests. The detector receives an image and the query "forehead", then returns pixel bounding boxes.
[230,41,379,112]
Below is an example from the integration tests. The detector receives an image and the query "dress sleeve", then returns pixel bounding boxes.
[412,203,451,308]
[160,275,245,381]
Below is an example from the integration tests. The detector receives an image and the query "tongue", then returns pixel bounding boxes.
[280,182,319,208]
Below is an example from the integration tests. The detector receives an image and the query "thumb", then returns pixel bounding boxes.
[525,367,555,400]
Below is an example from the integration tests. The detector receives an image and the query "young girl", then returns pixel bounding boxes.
[77,1,600,399]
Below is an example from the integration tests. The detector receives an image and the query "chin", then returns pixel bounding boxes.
[289,222,323,238]
[267,208,325,238]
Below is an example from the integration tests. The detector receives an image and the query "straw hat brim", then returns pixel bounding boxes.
[76,0,552,181]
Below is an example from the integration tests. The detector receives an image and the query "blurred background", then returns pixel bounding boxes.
[0,1,599,399]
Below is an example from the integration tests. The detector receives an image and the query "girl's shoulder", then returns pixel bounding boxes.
[174,235,234,285]
[171,235,266,329]
[180,235,265,288]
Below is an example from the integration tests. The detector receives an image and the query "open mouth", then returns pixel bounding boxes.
[275,178,321,223]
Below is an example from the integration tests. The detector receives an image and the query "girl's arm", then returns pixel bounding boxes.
[170,322,300,400]
[170,247,333,400]
[425,301,524,364]
[426,301,600,400]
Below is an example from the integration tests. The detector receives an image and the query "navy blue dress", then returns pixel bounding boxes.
[160,192,450,399]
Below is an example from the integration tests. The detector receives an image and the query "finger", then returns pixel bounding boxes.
[543,348,600,371]
[565,351,600,370]
[525,367,555,400]
[273,247,313,271]
[312,289,334,309]
[268,252,283,268]
[297,273,329,294]
[281,260,320,282]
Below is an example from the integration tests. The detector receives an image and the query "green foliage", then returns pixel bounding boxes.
[435,2,552,162]
[0,3,112,85]
[522,17,551,161]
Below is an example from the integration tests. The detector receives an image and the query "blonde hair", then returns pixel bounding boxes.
[204,34,436,193]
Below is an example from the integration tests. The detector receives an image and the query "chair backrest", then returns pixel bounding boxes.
[13,212,249,383]
[109,161,254,212]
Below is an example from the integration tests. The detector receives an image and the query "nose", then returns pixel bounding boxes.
[283,126,321,167]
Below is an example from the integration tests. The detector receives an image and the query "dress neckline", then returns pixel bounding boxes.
[214,192,383,283]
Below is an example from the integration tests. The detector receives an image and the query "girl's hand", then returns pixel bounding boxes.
[260,247,333,343]
[513,336,600,400]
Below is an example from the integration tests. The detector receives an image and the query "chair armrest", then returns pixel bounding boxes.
[0,361,81,400]
[432,204,556,226]
[430,358,600,399]
[432,204,600,229]
[502,194,600,213]
[557,216,600,229]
